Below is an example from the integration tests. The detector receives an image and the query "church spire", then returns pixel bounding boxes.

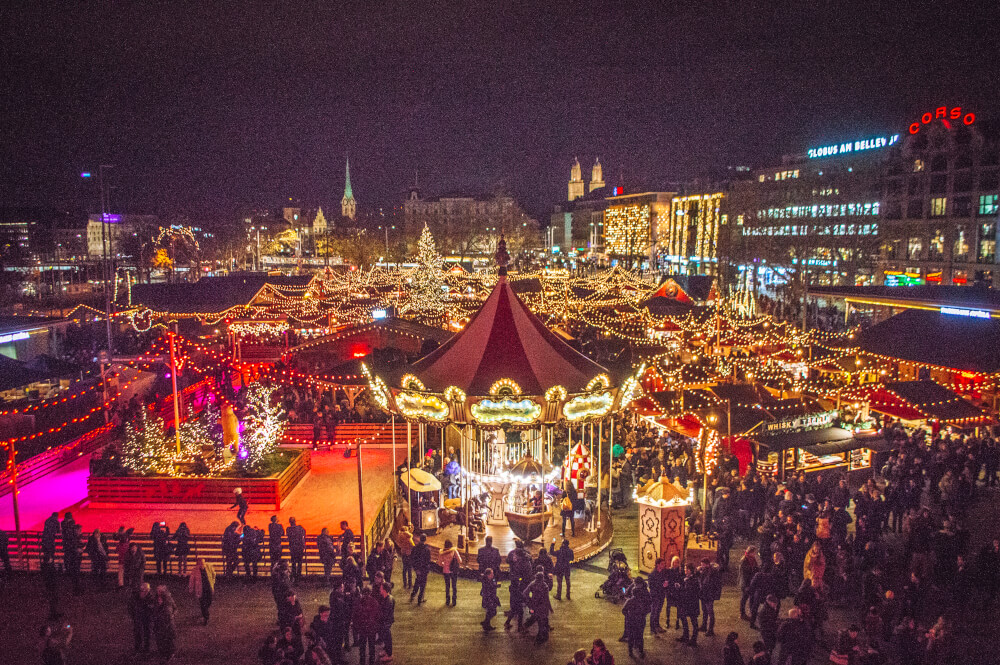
[590,157,605,193]
[568,157,584,202]
[341,155,356,220]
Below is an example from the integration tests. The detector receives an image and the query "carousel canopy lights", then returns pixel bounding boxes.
[563,391,614,421]
[470,397,542,425]
[444,386,467,403]
[545,385,568,402]
[396,391,449,421]
[400,374,426,391]
[490,378,523,397]
[586,374,611,391]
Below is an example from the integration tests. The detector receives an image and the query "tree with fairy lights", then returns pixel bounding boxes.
[239,383,286,473]
[408,224,446,314]
[121,409,173,475]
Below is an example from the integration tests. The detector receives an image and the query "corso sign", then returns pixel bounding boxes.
[909,106,975,135]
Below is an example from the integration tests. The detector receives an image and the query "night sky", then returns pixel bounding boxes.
[3,2,999,221]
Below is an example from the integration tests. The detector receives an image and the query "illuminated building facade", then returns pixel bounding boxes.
[878,108,1000,287]
[658,192,724,275]
[602,192,673,268]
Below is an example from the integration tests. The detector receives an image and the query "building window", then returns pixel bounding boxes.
[981,171,1000,190]
[885,201,902,220]
[979,222,997,264]
[953,270,968,284]
[908,237,923,260]
[913,159,924,172]
[953,197,972,217]
[907,178,921,196]
[930,197,947,217]
[953,172,973,192]
[929,230,946,260]
[979,194,999,216]
[931,155,949,172]
[930,174,948,194]
[907,199,923,219]
[954,229,970,262]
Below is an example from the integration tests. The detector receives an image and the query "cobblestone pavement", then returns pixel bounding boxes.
[2,500,999,664]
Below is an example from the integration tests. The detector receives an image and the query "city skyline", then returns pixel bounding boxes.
[2,3,999,220]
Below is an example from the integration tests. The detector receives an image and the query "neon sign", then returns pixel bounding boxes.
[807,134,899,159]
[940,306,990,319]
[909,106,975,135]
[0,332,29,344]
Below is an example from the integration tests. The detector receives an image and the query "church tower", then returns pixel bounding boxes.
[568,157,585,201]
[341,156,357,220]
[590,157,605,193]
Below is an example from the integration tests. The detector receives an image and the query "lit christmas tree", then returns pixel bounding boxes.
[408,224,446,314]
[239,383,286,472]
[120,409,173,475]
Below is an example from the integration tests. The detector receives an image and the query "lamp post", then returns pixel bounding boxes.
[356,439,366,571]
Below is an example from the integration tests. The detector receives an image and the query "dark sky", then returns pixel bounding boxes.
[3,1,999,221]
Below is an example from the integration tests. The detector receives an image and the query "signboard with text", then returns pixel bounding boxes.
[764,410,838,435]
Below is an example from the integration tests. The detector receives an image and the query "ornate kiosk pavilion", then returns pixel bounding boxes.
[364,238,642,566]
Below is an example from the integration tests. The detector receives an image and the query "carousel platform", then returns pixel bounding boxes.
[422,512,613,575]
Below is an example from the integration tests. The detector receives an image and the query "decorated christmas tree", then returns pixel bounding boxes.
[239,383,286,472]
[120,409,173,475]
[408,223,446,314]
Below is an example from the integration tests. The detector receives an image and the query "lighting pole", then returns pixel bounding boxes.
[705,414,716,536]
[168,331,182,454]
[356,439,366,571]
[8,438,23,569]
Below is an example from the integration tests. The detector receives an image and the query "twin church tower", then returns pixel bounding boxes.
[568,157,604,201]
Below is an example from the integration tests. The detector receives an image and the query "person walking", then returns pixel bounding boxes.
[379,537,396,586]
[622,577,650,658]
[738,547,760,621]
[287,517,306,582]
[268,515,285,568]
[377,582,395,662]
[560,487,577,537]
[115,527,132,588]
[480,567,501,631]
[505,540,531,631]
[128,582,154,654]
[757,594,780,654]
[174,522,191,575]
[523,571,554,645]
[85,528,109,588]
[439,539,462,606]
[188,557,216,625]
[551,538,574,600]
[41,512,59,565]
[409,534,431,604]
[317,527,338,585]
[230,488,249,525]
[152,585,177,661]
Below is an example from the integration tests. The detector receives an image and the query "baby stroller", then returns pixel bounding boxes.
[596,548,631,602]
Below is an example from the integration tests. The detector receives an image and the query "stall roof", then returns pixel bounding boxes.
[0,355,51,391]
[851,309,1000,374]
[758,426,856,452]
[884,380,985,422]
[802,433,888,456]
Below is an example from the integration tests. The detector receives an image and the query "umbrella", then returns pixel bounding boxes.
[400,468,441,492]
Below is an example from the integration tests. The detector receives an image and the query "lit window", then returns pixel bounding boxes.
[930,197,947,217]
[758,175,765,183]
[979,194,998,216]
[908,237,922,260]
[913,159,924,172]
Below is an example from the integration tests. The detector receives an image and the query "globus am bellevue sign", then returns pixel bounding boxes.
[909,106,975,134]
[807,134,899,159]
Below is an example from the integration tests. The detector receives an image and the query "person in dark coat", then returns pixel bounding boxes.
[222,521,240,577]
[41,512,59,564]
[377,581,395,659]
[480,567,501,630]
[523,571,553,644]
[352,586,381,665]
[242,525,262,580]
[622,577,650,658]
[151,521,172,576]
[230,488,249,525]
[309,605,337,655]
[504,541,531,630]
[341,555,363,590]
[757,594,780,653]
[271,560,293,606]
[277,591,303,630]
[338,520,355,568]
[677,563,701,646]
[328,580,349,655]
[409,533,431,604]
[723,632,745,665]
[268,515,285,567]
[775,607,811,665]
[85,528,109,587]
[61,514,82,595]
[173,522,191,575]
[287,517,306,582]
[647,557,669,633]
[317,527,338,584]
[477,535,502,580]
[128,582,154,653]
[698,559,722,636]
[664,556,684,630]
[550,538,574,600]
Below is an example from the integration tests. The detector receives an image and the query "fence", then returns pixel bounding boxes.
[0,423,115,499]
[365,486,397,552]
[282,422,408,447]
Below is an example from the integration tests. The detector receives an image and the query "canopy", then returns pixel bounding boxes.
[400,468,441,492]
[636,479,689,505]
[508,455,549,482]
[408,275,610,395]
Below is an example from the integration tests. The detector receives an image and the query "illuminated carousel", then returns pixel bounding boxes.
[364,237,642,566]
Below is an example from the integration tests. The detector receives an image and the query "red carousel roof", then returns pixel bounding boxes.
[410,275,609,395]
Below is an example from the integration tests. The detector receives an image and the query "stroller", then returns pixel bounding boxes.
[596,548,632,602]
